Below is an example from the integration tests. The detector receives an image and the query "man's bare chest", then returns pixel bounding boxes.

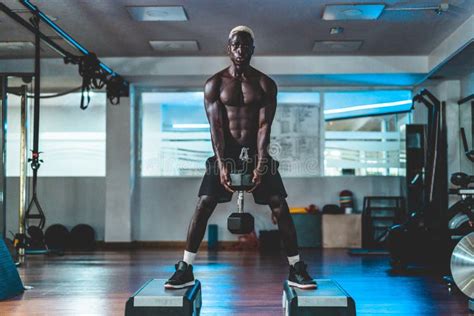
[219,79,264,107]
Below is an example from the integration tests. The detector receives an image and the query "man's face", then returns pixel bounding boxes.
[227,32,254,66]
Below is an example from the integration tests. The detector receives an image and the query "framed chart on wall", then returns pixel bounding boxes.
[270,103,324,177]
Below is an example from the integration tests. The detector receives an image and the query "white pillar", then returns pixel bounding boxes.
[436,80,461,179]
[104,90,136,242]
[460,73,474,175]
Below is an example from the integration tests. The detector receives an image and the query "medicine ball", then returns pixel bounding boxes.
[27,226,45,249]
[45,224,69,250]
[70,224,96,251]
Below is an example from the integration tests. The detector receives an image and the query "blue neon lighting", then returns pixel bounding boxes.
[99,63,115,76]
[324,100,412,115]
[324,90,412,120]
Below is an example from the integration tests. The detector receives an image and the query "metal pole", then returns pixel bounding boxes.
[32,14,40,155]
[18,85,28,261]
[0,76,6,240]
[381,118,388,176]
[237,191,244,213]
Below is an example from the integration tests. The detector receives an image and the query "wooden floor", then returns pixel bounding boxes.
[0,248,471,315]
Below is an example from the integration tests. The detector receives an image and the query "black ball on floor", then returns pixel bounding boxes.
[45,224,69,251]
[70,224,96,251]
[27,226,45,249]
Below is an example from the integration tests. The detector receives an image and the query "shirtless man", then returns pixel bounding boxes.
[165,26,317,290]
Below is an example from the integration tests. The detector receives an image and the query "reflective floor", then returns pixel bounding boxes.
[1,249,470,315]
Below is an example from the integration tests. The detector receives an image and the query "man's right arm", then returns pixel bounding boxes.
[204,76,225,167]
[204,76,234,192]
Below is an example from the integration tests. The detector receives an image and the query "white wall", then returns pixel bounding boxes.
[5,177,105,240]
[4,175,402,242]
[461,72,474,97]
[437,81,462,178]
[413,80,463,175]
[138,176,403,242]
[104,96,133,242]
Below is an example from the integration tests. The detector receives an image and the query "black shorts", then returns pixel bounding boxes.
[198,152,288,205]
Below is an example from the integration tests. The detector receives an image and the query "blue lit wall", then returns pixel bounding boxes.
[144,90,412,127]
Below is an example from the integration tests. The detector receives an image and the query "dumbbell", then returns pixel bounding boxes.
[227,174,254,234]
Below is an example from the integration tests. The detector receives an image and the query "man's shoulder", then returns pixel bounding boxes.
[204,69,228,99]
[204,74,221,96]
[205,68,229,86]
[253,69,277,93]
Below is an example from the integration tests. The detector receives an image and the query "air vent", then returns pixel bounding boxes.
[330,27,344,35]
[127,6,188,21]
[149,40,199,52]
[313,41,363,53]
[323,4,385,20]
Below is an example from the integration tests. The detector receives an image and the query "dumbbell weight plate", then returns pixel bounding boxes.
[227,212,254,234]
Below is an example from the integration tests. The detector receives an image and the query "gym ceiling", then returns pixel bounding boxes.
[0,0,473,58]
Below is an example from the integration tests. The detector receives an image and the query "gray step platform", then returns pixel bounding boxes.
[125,279,201,316]
[283,279,356,316]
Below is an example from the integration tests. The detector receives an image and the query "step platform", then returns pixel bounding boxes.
[125,279,201,316]
[282,279,356,316]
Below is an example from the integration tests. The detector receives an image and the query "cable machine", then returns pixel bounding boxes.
[0,1,130,262]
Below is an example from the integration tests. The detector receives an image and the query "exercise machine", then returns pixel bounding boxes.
[447,172,474,239]
[387,89,449,269]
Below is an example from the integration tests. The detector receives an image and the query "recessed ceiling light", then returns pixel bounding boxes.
[127,6,188,21]
[342,9,363,17]
[323,4,385,20]
[149,40,199,52]
[0,41,34,51]
[313,41,363,52]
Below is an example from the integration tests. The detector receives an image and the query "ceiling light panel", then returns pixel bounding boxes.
[149,41,199,52]
[313,41,363,53]
[0,41,34,51]
[127,6,188,21]
[323,4,385,20]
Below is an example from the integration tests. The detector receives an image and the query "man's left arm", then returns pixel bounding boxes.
[250,77,277,191]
